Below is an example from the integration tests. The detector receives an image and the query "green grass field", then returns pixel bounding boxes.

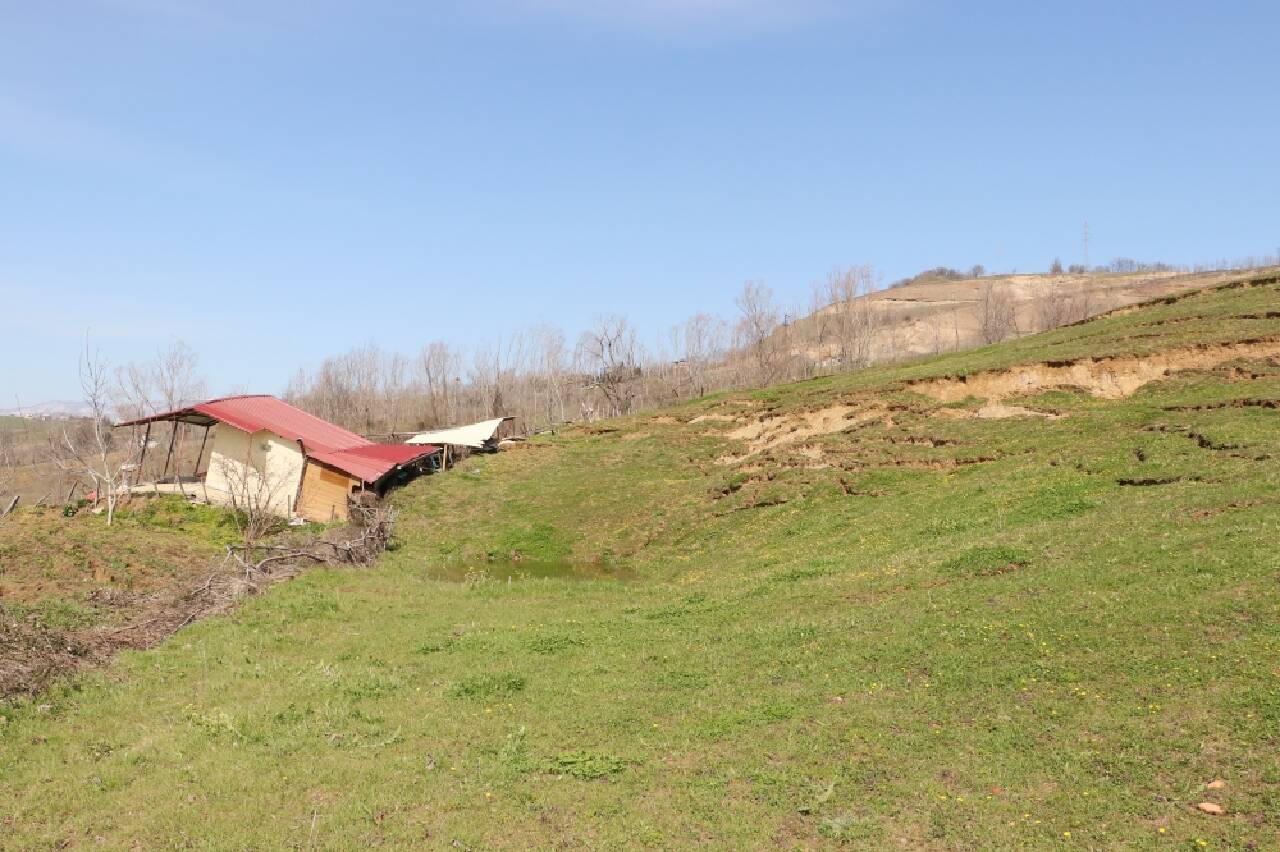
[2,274,1279,848]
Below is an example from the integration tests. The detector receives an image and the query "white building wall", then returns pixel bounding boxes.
[203,426,305,518]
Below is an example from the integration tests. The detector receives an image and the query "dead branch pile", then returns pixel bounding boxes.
[0,614,94,699]
[1,506,398,700]
[223,506,396,577]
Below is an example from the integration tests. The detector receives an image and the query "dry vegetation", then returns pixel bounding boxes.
[0,498,397,698]
[282,265,1280,443]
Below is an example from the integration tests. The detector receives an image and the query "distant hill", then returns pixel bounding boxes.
[783,266,1276,365]
[0,400,93,419]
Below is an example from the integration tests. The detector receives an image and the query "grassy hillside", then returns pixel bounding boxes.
[2,274,1279,848]
[0,501,238,611]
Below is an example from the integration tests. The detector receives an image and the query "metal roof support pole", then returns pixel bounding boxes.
[135,422,152,493]
[158,419,178,493]
[193,424,211,501]
[201,425,212,504]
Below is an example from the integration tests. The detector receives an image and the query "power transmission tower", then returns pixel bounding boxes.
[1082,219,1090,271]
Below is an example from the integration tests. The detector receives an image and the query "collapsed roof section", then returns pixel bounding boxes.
[306,444,436,484]
[405,417,513,448]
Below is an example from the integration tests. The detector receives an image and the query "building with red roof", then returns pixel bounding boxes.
[117,395,438,522]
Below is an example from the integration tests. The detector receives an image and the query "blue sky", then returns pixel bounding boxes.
[2,0,1278,403]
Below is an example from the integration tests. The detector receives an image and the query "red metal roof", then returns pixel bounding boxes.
[308,443,439,484]
[117,395,439,483]
[204,396,373,452]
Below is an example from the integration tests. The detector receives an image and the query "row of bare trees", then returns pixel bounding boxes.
[281,269,1036,436]
[19,339,214,525]
[282,272,892,437]
[38,258,1194,511]
[48,342,136,525]
[0,431,15,516]
[807,266,879,367]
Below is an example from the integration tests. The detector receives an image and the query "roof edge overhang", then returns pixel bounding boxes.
[114,410,218,428]
[114,395,275,429]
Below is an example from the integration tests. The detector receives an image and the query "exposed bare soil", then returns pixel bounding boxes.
[718,405,887,462]
[907,338,1280,404]
[711,338,1280,469]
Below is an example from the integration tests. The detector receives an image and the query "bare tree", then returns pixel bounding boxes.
[806,283,835,372]
[154,340,205,409]
[211,451,293,567]
[976,283,1019,344]
[822,266,879,369]
[532,324,570,427]
[673,312,726,398]
[285,343,416,435]
[471,332,528,421]
[415,341,461,428]
[734,281,783,384]
[115,340,207,485]
[52,340,134,525]
[0,431,16,514]
[927,315,947,355]
[1038,291,1072,331]
[1037,286,1095,331]
[577,315,641,418]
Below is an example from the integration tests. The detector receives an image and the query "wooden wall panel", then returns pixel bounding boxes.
[297,461,355,522]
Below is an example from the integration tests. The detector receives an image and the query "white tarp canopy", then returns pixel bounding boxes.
[405,417,511,448]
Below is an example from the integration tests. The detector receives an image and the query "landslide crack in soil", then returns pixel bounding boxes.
[1091,273,1280,320]
[1192,499,1272,519]
[1117,475,1203,487]
[714,339,1279,467]
[716,337,1274,465]
[717,404,887,462]
[1132,312,1280,329]
[907,338,1280,405]
[1163,398,1280,412]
